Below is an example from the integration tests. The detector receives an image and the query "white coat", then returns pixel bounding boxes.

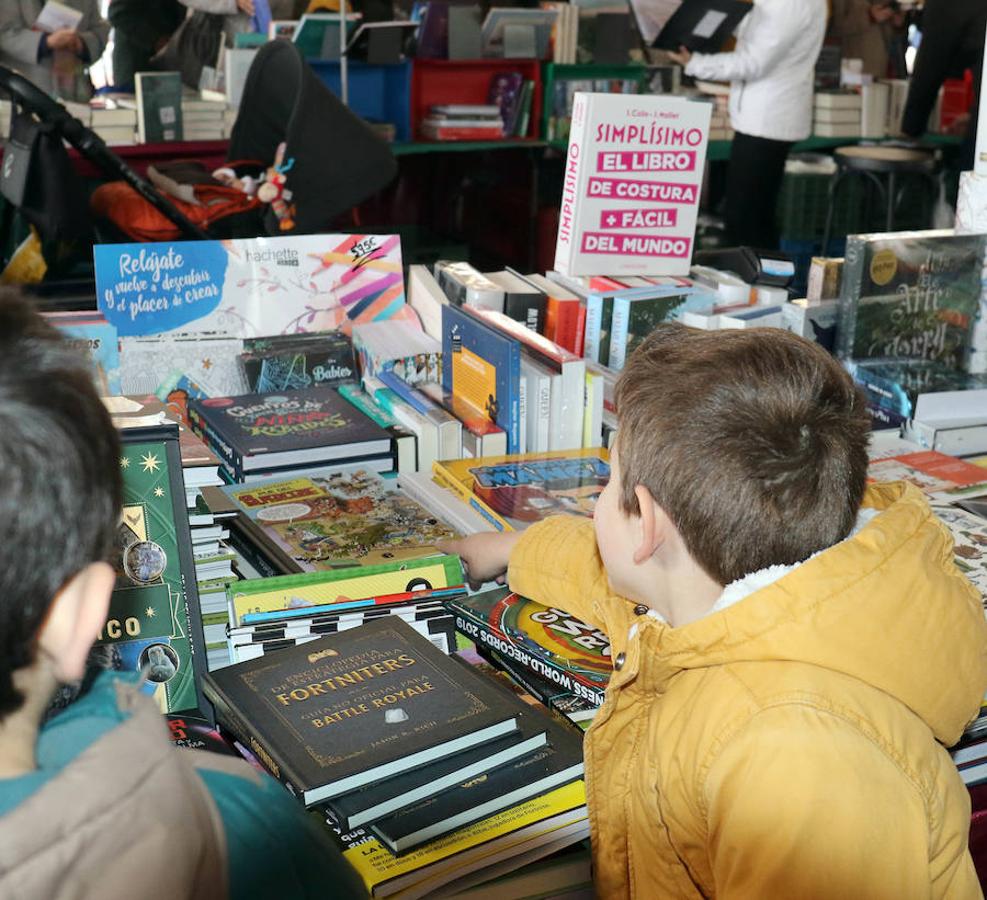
[684,0,827,142]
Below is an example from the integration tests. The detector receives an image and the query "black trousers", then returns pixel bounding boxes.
[724,131,794,251]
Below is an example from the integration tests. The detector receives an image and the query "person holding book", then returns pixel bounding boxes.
[0,288,367,899]
[668,0,826,250]
[0,0,109,101]
[446,323,987,898]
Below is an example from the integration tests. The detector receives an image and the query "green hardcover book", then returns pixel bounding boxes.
[203,616,521,806]
[135,71,183,143]
[836,229,986,370]
[89,424,208,715]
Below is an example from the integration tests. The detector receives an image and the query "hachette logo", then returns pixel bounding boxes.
[245,248,300,267]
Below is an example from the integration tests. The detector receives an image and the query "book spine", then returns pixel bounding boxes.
[517,374,527,455]
[431,461,510,531]
[836,236,865,360]
[503,293,546,334]
[554,92,589,275]
[376,370,440,417]
[202,679,307,800]
[598,296,614,369]
[584,295,602,362]
[535,371,551,453]
[507,339,522,454]
[450,608,606,706]
[608,297,630,370]
[573,302,587,359]
[188,407,245,477]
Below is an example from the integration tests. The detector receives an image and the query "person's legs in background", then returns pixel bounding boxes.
[724,131,794,250]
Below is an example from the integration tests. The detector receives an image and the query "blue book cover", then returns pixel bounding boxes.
[57,320,122,395]
[441,305,522,453]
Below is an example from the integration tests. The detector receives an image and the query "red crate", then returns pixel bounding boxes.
[410,58,543,141]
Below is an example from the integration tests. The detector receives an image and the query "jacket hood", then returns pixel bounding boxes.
[652,482,987,745]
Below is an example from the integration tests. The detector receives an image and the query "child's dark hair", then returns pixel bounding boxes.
[614,323,871,586]
[0,289,122,717]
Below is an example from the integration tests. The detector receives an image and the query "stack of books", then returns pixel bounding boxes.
[204,617,587,896]
[223,554,466,664]
[812,90,862,139]
[64,97,138,145]
[188,384,397,483]
[180,93,228,141]
[420,104,504,141]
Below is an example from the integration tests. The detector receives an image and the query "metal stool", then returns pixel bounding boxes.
[821,145,940,248]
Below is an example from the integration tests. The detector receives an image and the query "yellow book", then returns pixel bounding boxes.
[340,780,587,897]
[432,448,609,532]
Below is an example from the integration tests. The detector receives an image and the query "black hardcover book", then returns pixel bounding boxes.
[188,385,392,473]
[240,332,358,393]
[653,0,751,53]
[202,616,520,806]
[325,715,548,830]
[370,703,584,853]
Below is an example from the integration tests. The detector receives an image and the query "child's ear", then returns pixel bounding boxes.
[38,562,115,683]
[632,484,665,565]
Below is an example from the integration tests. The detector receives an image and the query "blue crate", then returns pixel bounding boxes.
[307,59,411,142]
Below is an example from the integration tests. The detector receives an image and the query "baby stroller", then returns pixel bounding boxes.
[0,39,398,278]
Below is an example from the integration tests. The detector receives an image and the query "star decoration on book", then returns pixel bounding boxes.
[140,452,161,473]
[120,457,130,469]
[202,358,213,370]
[154,487,165,498]
[145,607,156,618]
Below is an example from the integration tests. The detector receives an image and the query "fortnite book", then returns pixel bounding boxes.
[188,385,392,475]
[370,699,584,853]
[202,616,520,805]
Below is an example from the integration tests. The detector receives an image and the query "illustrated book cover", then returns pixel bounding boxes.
[836,230,986,370]
[553,92,711,276]
[188,386,392,475]
[432,448,609,532]
[95,234,407,338]
[441,303,522,454]
[448,588,612,704]
[202,616,521,805]
[239,332,357,393]
[93,424,208,716]
[218,469,457,573]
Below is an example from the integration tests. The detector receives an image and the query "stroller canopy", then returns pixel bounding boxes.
[229,40,398,235]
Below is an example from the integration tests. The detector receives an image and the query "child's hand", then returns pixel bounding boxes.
[440,532,523,591]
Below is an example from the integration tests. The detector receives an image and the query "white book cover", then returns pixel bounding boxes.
[554,92,711,277]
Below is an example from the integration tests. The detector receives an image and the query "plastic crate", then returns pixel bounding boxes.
[410,58,542,141]
[307,59,412,142]
[540,62,646,146]
[776,171,868,243]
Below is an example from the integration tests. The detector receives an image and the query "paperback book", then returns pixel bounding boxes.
[432,448,610,532]
[203,616,521,805]
[554,92,711,276]
[441,304,522,453]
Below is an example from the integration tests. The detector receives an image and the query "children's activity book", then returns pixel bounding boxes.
[554,92,711,277]
[95,234,407,338]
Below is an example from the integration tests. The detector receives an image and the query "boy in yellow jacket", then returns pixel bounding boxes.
[447,323,987,899]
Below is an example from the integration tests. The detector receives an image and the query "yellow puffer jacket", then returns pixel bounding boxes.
[508,482,987,899]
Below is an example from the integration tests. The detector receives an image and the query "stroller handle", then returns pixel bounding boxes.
[0,65,210,242]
